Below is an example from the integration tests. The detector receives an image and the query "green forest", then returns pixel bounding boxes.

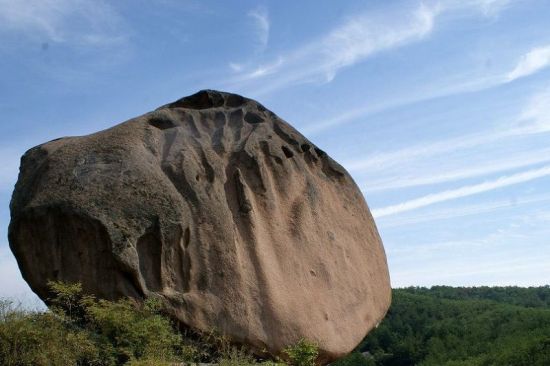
[1,284,549,365]
[336,286,550,366]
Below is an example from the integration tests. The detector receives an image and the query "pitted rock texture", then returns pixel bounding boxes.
[9,90,391,362]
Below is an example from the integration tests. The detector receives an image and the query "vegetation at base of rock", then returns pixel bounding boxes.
[4,284,549,366]
[334,286,550,366]
[0,299,100,365]
[0,282,318,366]
[283,339,319,366]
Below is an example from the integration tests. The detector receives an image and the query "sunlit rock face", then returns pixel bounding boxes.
[9,90,391,362]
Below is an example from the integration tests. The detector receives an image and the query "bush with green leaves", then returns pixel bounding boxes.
[0,298,101,366]
[49,281,189,364]
[2,281,322,366]
[0,282,193,365]
[283,339,319,366]
[85,298,184,363]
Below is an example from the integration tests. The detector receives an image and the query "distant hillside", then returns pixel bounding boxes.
[335,286,550,366]
[399,285,550,308]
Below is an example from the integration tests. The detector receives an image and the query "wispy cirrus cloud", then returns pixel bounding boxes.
[516,86,550,133]
[378,193,550,228]
[472,0,512,15]
[372,165,550,218]
[227,2,441,92]
[313,2,438,83]
[226,0,514,97]
[300,76,501,135]
[248,6,270,50]
[231,57,284,81]
[344,85,550,179]
[228,6,271,74]
[506,45,550,82]
[305,46,550,135]
[346,130,506,172]
[363,147,550,192]
[0,0,128,46]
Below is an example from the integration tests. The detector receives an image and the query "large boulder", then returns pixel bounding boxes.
[9,90,391,362]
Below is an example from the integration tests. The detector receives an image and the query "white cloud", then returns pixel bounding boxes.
[226,0,515,97]
[229,63,243,72]
[229,57,284,79]
[343,86,550,178]
[302,55,544,135]
[463,0,512,16]
[515,86,550,133]
[228,7,271,76]
[300,40,550,136]
[363,147,550,192]
[506,45,550,82]
[246,57,285,79]
[226,2,441,94]
[372,165,550,218]
[301,73,505,134]
[318,2,438,82]
[305,47,550,135]
[345,130,508,172]
[378,193,550,228]
[0,0,127,46]
[248,6,270,50]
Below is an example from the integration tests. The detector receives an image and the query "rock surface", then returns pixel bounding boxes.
[9,90,391,362]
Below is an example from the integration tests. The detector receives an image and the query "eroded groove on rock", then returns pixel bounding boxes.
[137,222,163,292]
[234,168,253,214]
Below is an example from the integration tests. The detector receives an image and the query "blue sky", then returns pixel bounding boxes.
[1,0,550,304]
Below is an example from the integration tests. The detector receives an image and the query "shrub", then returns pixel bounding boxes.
[47,282,185,365]
[0,282,192,365]
[0,299,101,365]
[218,346,257,366]
[283,339,319,366]
[47,280,90,326]
[2,282,311,366]
[85,297,183,364]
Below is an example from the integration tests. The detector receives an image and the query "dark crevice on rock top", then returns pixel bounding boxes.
[163,90,261,110]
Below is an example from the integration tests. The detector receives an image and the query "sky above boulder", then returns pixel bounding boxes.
[0,0,549,303]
